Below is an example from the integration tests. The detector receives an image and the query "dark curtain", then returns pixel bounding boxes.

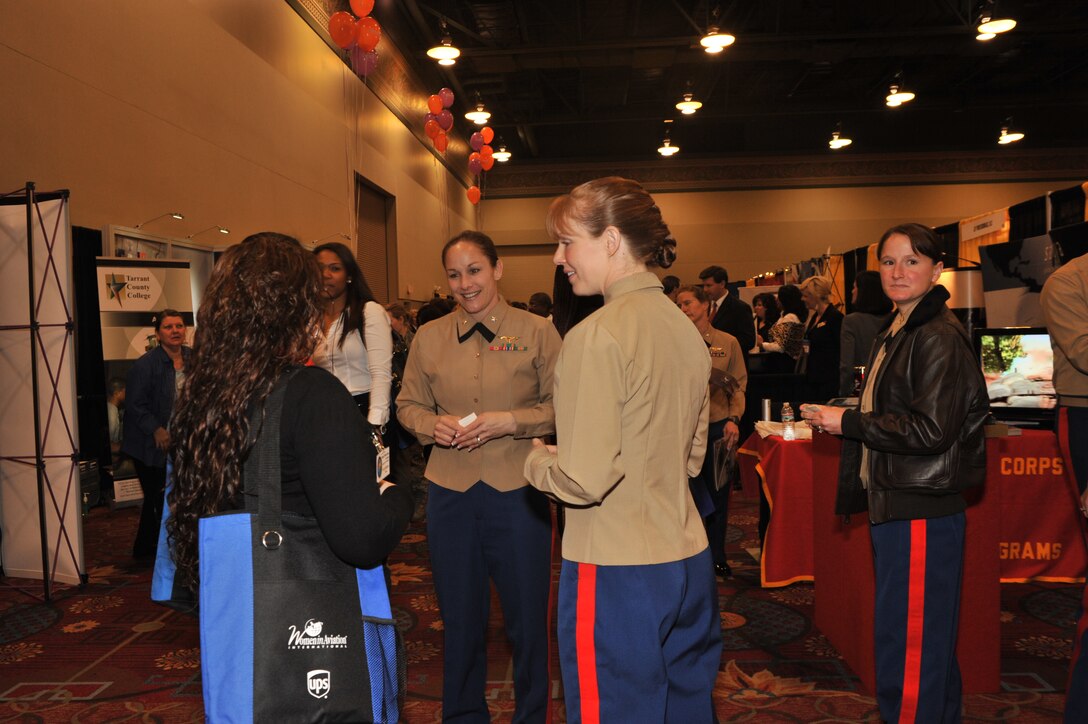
[1009,196,1047,242]
[934,222,961,267]
[1050,185,1086,230]
[72,226,110,478]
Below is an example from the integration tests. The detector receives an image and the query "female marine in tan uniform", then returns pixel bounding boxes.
[676,284,747,577]
[524,177,720,722]
[397,231,562,723]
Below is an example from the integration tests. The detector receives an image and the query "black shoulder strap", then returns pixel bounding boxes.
[243,367,300,535]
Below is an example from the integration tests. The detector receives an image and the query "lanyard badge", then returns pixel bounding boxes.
[372,429,391,481]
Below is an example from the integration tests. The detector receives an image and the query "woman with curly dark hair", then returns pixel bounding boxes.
[167,232,411,592]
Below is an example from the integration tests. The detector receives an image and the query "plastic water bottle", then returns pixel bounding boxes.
[781,402,796,441]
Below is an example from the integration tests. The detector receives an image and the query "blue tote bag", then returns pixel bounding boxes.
[197,370,401,722]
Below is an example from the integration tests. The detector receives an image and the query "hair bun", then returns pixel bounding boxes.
[655,237,677,269]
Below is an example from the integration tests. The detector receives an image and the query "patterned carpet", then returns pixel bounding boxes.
[0,495,1076,722]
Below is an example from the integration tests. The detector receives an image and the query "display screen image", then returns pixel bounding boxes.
[977,328,1055,410]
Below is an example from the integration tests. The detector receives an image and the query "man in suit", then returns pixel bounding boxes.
[700,265,755,354]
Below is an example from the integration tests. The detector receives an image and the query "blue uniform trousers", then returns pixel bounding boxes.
[1059,406,1088,723]
[871,512,965,724]
[557,548,721,723]
[427,482,553,723]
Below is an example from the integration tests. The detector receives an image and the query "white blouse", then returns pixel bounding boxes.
[312,301,393,427]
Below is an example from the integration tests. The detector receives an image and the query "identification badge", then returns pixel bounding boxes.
[372,430,391,481]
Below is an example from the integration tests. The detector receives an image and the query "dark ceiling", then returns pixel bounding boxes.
[381,0,1088,165]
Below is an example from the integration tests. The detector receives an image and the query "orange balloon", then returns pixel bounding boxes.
[427,94,443,115]
[424,119,440,139]
[328,11,357,49]
[481,126,495,144]
[467,186,481,205]
[434,131,449,153]
[480,144,494,158]
[481,155,495,171]
[355,16,381,53]
[350,0,374,17]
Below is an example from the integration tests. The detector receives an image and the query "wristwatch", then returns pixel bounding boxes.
[724,416,741,425]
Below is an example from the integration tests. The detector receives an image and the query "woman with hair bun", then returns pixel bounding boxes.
[525,177,720,721]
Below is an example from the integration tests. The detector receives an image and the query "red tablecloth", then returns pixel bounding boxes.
[737,435,813,587]
[990,431,1088,582]
[739,429,1088,587]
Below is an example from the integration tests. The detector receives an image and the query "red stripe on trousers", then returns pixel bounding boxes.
[899,519,927,724]
[575,563,600,724]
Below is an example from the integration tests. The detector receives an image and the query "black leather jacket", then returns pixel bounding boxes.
[835,285,988,524]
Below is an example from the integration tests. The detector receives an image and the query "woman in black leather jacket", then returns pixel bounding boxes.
[801,223,988,724]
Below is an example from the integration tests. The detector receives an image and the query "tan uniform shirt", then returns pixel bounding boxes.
[397,299,561,492]
[1042,254,1088,408]
[704,327,747,423]
[524,272,711,565]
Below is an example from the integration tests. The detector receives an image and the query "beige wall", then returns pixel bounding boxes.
[482,180,1076,298]
[0,1,474,303]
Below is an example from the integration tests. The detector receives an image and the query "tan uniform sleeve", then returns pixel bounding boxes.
[687,388,710,477]
[396,331,439,445]
[510,322,562,438]
[1043,271,1088,376]
[524,324,625,505]
[726,335,747,420]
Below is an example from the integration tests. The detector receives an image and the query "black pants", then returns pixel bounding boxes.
[132,459,166,558]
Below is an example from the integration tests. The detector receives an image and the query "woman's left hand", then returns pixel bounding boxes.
[455,411,517,451]
[800,404,846,435]
[723,421,740,449]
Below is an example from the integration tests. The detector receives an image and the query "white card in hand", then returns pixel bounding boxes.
[458,412,477,427]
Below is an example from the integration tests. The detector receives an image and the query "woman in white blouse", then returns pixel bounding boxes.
[312,242,393,431]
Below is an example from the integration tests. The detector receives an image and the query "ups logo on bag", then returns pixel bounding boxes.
[307,669,331,699]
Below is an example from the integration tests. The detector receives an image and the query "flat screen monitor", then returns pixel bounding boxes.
[973,327,1056,428]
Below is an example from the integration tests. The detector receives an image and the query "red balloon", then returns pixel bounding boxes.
[467,186,481,205]
[481,155,495,171]
[355,16,381,53]
[350,0,374,17]
[424,119,440,139]
[328,11,357,49]
[434,132,449,153]
[427,94,443,115]
[481,126,495,144]
[439,87,455,108]
[437,109,453,131]
[480,144,494,159]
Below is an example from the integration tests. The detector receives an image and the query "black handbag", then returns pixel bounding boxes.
[197,369,402,723]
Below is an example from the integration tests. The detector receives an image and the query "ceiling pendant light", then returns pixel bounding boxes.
[464,94,491,125]
[657,122,679,156]
[427,20,460,65]
[675,92,703,115]
[427,37,460,66]
[493,143,512,162]
[976,1,1016,39]
[885,83,916,107]
[998,118,1025,145]
[700,26,736,54]
[829,124,852,150]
